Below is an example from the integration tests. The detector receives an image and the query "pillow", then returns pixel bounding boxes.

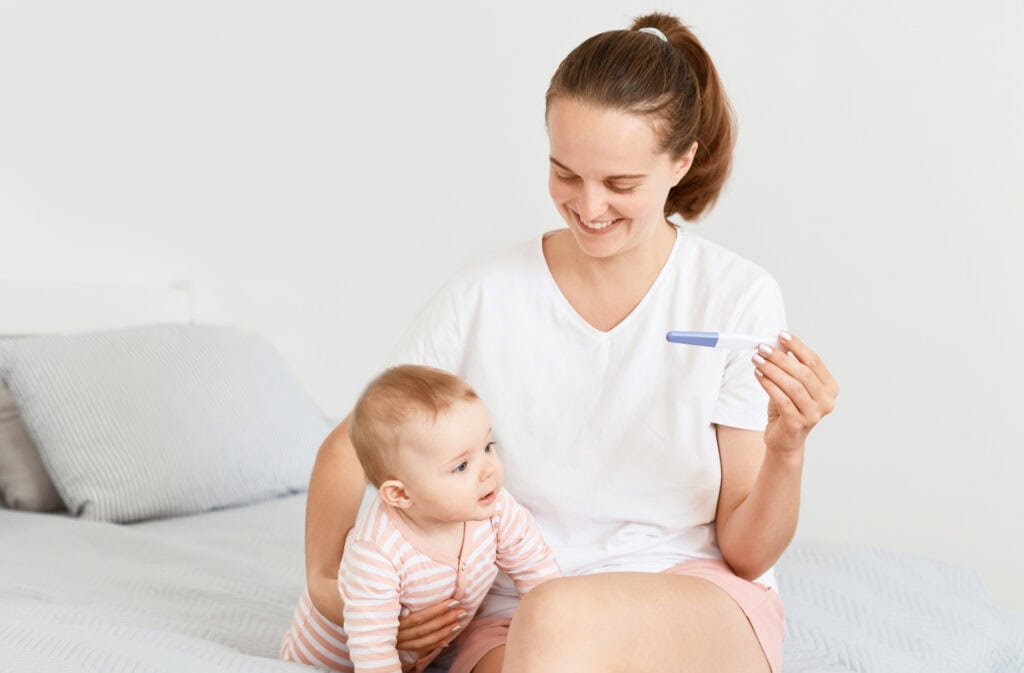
[0,385,64,511]
[0,324,331,523]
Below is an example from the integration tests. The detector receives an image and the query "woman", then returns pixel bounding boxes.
[285,12,838,673]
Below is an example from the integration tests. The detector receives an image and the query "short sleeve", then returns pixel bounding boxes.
[710,274,788,431]
[383,279,465,375]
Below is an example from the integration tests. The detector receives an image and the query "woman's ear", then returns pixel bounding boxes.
[672,141,699,185]
[379,480,412,509]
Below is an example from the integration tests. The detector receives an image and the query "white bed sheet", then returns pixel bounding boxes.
[1,494,1021,673]
[1,495,308,672]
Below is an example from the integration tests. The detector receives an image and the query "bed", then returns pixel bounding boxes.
[1,280,1022,673]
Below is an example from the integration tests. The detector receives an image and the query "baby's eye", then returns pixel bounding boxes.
[452,461,468,474]
[484,442,496,453]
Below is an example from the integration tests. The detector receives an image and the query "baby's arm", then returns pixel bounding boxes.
[492,489,561,594]
[339,540,404,673]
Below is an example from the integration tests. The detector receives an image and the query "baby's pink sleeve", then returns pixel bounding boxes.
[492,489,561,594]
[339,541,403,673]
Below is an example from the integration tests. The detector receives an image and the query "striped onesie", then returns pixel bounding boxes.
[280,488,559,673]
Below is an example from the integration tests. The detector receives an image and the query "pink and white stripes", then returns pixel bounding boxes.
[281,489,559,673]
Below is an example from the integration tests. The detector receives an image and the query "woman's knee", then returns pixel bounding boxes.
[504,578,596,673]
[510,576,578,638]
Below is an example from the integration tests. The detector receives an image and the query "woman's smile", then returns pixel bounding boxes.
[572,209,626,235]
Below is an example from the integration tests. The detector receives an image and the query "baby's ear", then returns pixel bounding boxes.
[379,480,412,509]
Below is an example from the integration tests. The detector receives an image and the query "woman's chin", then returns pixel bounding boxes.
[568,223,626,258]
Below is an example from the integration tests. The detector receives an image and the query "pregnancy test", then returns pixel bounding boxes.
[666,331,780,350]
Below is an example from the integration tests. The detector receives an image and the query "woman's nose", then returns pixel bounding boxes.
[577,183,608,221]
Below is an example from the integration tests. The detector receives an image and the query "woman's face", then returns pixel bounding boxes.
[546,98,696,260]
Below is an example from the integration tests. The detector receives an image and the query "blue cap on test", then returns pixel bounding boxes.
[666,331,720,347]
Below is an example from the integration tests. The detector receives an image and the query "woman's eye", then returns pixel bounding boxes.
[452,461,468,474]
[555,173,579,182]
[609,184,638,193]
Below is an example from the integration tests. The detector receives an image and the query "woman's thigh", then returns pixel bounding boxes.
[501,572,771,673]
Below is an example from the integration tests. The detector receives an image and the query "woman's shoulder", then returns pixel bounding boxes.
[678,227,780,290]
[439,234,547,297]
[675,228,786,329]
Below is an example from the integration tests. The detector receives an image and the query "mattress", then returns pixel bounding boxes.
[1,494,1021,672]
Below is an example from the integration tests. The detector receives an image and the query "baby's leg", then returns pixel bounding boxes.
[280,590,354,672]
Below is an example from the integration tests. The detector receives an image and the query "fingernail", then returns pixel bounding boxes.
[457,612,469,621]
[451,624,463,633]
[758,344,773,356]
[752,353,766,365]
[447,601,460,609]
[779,331,792,342]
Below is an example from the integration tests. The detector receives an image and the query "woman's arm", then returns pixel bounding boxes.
[714,426,803,581]
[715,333,839,581]
[304,415,366,625]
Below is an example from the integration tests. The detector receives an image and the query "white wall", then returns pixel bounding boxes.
[2,1,1022,609]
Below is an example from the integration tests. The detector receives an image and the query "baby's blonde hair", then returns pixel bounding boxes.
[349,365,479,487]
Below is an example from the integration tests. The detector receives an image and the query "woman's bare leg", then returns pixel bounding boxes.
[501,573,771,673]
[470,646,505,673]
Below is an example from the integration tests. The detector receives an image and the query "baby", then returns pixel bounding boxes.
[336,364,560,673]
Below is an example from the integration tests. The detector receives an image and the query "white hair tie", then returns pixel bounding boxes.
[638,27,668,42]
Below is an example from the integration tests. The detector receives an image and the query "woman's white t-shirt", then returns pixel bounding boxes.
[385,227,788,615]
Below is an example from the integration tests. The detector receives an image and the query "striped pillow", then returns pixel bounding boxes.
[0,324,330,523]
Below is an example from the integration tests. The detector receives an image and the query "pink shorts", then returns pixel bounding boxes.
[447,558,784,673]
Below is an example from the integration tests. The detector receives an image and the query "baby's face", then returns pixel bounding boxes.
[397,398,503,524]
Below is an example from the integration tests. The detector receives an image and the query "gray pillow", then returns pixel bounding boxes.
[0,385,65,511]
[0,324,331,523]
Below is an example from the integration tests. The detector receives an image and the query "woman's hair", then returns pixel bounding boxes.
[349,364,479,486]
[545,12,735,221]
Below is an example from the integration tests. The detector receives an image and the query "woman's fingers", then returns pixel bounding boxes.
[778,333,840,404]
[753,332,838,422]
[753,343,817,418]
[395,599,468,652]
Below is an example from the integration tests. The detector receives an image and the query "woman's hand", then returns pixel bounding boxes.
[753,332,839,456]
[395,599,468,661]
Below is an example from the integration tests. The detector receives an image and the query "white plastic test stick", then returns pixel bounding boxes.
[665,331,780,350]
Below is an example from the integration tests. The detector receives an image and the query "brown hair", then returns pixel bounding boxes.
[545,12,735,221]
[349,365,479,486]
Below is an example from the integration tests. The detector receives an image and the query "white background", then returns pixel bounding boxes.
[2,1,1022,609]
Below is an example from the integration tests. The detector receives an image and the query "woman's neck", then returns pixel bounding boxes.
[543,220,678,333]
[567,221,677,292]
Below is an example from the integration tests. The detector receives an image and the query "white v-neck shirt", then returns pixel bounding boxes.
[385,227,788,609]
